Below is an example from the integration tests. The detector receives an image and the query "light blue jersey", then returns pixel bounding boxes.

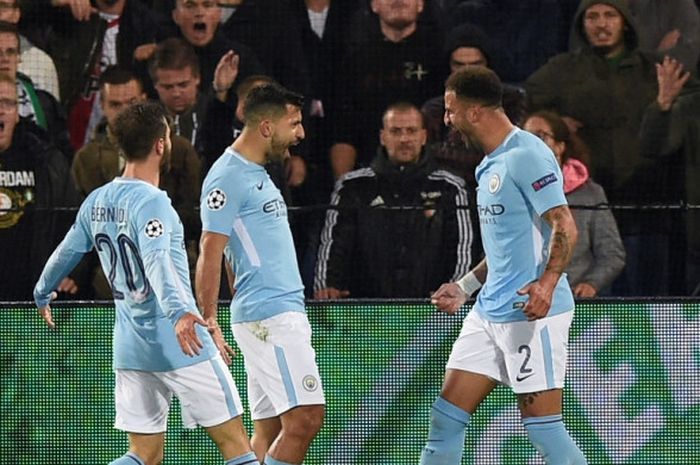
[474,128,575,322]
[200,149,305,323]
[34,177,217,371]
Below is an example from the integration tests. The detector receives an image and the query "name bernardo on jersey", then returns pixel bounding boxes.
[91,205,127,223]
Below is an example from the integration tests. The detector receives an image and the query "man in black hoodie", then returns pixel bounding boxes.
[314,102,476,299]
[526,0,668,296]
[0,73,79,300]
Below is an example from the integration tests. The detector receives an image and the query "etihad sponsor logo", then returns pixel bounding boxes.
[263,198,287,217]
[478,204,505,225]
[0,170,35,187]
[477,204,505,216]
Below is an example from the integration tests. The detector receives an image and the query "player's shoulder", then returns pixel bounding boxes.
[204,149,258,187]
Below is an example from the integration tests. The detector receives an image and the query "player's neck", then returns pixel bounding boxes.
[122,161,160,187]
[479,112,515,155]
[231,129,267,166]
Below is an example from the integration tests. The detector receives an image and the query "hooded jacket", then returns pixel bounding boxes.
[563,158,626,290]
[314,150,477,298]
[526,0,662,234]
[0,121,79,299]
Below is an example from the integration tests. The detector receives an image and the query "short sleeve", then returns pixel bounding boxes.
[507,146,567,216]
[134,193,176,256]
[200,167,247,236]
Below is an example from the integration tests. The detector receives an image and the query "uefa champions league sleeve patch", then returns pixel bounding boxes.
[531,173,557,192]
[206,188,227,211]
[145,218,164,238]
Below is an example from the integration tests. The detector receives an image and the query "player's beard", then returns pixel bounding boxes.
[267,135,293,164]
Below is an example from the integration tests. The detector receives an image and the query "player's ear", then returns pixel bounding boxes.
[155,137,165,155]
[260,120,273,138]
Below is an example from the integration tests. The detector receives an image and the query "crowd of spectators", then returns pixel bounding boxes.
[1,0,699,300]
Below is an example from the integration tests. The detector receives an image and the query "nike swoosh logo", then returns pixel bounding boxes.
[516,373,535,382]
[256,181,263,190]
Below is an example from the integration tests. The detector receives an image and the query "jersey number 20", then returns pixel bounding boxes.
[95,233,151,300]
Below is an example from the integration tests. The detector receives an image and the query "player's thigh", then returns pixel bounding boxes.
[114,369,172,434]
[233,312,325,420]
[446,311,509,385]
[160,355,244,429]
[495,311,573,396]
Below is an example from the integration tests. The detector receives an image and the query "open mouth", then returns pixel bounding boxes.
[193,22,207,32]
[0,121,5,132]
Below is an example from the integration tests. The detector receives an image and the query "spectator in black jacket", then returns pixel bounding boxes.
[0,21,72,160]
[167,0,263,96]
[31,0,160,151]
[314,102,477,299]
[0,74,80,300]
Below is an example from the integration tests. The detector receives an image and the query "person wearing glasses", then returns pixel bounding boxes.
[524,110,625,297]
[0,73,79,300]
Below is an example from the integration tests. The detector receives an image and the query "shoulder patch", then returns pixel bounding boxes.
[145,218,164,238]
[531,173,557,192]
[206,188,227,210]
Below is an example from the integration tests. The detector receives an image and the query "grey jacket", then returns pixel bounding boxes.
[567,179,626,291]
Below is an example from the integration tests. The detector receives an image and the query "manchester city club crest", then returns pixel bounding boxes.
[302,375,319,392]
[488,173,501,194]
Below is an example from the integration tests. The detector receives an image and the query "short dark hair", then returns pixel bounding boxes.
[112,102,169,161]
[243,83,304,125]
[526,110,592,168]
[235,74,277,101]
[382,101,425,128]
[99,66,142,94]
[0,20,19,49]
[149,38,200,82]
[445,66,503,107]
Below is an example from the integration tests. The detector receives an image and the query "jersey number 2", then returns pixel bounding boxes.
[95,233,151,300]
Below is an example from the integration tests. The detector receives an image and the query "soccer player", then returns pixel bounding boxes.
[196,83,325,465]
[33,101,259,465]
[422,66,588,464]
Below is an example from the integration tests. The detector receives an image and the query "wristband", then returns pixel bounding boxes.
[456,272,482,296]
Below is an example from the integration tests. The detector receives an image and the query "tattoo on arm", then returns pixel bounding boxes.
[542,205,577,275]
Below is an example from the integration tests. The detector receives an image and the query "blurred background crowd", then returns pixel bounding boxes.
[1,0,699,301]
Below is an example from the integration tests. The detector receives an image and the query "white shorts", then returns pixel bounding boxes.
[114,355,243,433]
[233,312,325,420]
[446,310,573,394]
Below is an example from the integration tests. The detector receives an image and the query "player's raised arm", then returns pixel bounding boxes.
[519,204,578,320]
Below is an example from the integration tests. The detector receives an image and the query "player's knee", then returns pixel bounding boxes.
[283,405,324,439]
[524,415,587,465]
